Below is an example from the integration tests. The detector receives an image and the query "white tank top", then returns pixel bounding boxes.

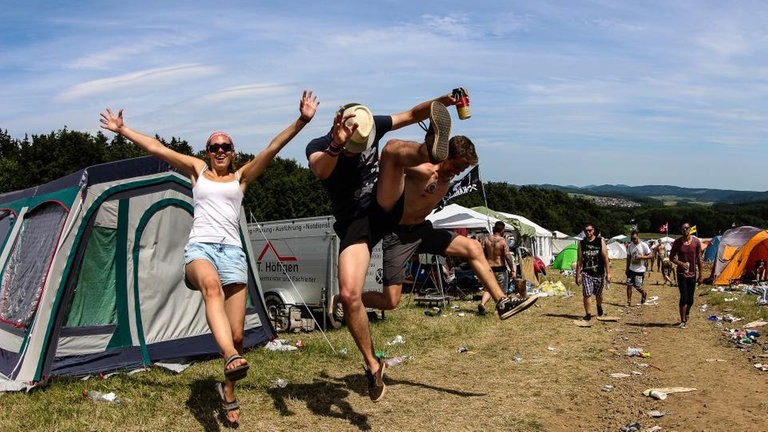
[188,167,244,247]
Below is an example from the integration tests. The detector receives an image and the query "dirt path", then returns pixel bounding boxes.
[548,266,768,431]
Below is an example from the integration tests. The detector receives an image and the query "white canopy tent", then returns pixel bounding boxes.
[496,211,555,264]
[427,203,514,232]
[552,231,579,254]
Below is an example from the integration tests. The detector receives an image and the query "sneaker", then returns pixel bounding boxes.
[424,101,451,163]
[641,291,647,305]
[597,305,604,317]
[582,314,593,321]
[678,321,687,329]
[364,359,386,402]
[496,295,539,320]
[477,304,487,316]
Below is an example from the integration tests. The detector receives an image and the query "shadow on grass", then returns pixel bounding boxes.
[268,373,370,431]
[543,313,584,320]
[624,321,679,328]
[265,371,488,431]
[186,378,231,431]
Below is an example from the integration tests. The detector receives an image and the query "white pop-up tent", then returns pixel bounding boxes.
[493,211,554,264]
[552,231,578,254]
[427,204,515,232]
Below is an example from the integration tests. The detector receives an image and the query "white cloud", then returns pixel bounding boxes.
[55,64,220,102]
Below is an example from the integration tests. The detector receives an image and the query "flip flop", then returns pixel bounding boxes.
[224,354,249,382]
[215,382,240,424]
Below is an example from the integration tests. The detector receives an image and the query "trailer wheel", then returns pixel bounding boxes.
[265,294,288,332]
[327,294,344,329]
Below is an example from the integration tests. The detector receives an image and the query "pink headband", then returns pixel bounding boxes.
[206,131,234,148]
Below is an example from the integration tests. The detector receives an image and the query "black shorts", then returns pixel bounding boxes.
[334,202,397,253]
[382,221,457,285]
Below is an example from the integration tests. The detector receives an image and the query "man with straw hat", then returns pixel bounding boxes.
[305,90,459,402]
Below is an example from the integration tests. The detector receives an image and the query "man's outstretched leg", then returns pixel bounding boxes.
[444,235,538,319]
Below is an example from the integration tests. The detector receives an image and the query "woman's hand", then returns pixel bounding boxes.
[99,108,124,133]
[299,90,319,122]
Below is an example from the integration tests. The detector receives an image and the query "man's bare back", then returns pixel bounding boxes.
[483,234,507,267]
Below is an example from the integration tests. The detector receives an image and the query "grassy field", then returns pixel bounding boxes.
[2,264,767,431]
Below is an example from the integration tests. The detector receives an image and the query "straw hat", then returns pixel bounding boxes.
[341,103,376,153]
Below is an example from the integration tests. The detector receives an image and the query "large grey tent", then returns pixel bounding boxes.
[0,157,274,389]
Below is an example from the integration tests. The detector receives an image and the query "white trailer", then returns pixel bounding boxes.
[248,215,383,331]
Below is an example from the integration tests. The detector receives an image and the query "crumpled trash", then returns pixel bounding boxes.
[619,422,641,432]
[83,390,124,404]
[538,280,569,296]
[601,384,613,392]
[264,339,298,351]
[647,410,665,418]
[270,379,288,388]
[744,320,768,329]
[643,387,696,400]
[386,335,405,346]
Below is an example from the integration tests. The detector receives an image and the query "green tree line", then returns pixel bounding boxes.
[1,127,765,237]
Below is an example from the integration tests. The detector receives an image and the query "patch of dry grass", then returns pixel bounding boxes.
[2,261,766,431]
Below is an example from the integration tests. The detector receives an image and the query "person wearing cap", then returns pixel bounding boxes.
[100,90,319,426]
[625,229,652,307]
[669,222,703,328]
[305,91,462,402]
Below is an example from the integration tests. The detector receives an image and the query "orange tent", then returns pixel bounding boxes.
[713,226,768,285]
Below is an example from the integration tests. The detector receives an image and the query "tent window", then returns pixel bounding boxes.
[64,226,118,327]
[0,203,68,327]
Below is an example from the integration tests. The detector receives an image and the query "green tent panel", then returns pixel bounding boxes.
[552,243,578,270]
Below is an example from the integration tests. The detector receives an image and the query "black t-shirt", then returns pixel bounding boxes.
[305,115,393,222]
[580,237,606,277]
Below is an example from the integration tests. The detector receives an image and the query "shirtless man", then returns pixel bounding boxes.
[654,240,668,272]
[477,221,516,315]
[372,123,538,320]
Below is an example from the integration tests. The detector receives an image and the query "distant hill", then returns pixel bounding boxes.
[533,184,768,206]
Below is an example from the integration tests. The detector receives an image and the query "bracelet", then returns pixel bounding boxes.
[324,143,342,157]
[299,115,312,123]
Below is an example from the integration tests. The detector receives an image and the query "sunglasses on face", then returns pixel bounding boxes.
[207,143,233,152]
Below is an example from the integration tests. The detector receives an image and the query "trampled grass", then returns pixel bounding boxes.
[2,265,767,431]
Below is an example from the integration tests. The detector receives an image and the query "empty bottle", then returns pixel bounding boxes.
[385,356,405,368]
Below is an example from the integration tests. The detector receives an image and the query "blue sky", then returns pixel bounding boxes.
[2,1,767,191]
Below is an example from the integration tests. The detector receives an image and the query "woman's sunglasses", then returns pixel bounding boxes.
[207,143,233,152]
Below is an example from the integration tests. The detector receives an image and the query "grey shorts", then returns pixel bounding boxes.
[382,221,457,286]
[626,270,645,290]
[491,266,510,293]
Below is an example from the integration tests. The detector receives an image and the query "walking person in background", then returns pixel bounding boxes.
[100,91,319,425]
[669,222,703,328]
[625,229,652,306]
[477,221,516,315]
[654,240,667,272]
[576,223,611,320]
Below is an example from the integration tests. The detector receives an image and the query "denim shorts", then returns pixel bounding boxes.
[184,242,247,286]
